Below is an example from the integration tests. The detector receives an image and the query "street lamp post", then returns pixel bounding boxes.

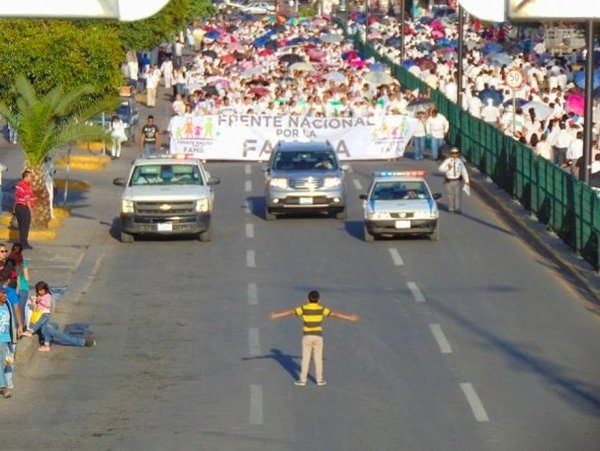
[457,5,465,110]
[582,20,595,184]
[400,0,405,62]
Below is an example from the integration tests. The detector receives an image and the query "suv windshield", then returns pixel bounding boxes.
[273,151,337,171]
[371,181,429,200]
[130,164,203,186]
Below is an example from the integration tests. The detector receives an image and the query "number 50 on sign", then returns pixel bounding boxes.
[505,68,525,90]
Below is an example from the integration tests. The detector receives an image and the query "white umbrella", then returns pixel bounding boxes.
[241,66,263,78]
[290,62,316,72]
[363,72,395,86]
[523,101,553,121]
[320,33,343,44]
[325,71,347,84]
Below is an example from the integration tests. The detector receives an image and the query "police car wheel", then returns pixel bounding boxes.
[429,223,440,241]
[364,225,374,242]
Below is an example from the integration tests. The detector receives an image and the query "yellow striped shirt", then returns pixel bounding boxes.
[295,303,331,336]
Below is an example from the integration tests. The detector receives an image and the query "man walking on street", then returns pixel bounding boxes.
[140,115,160,157]
[269,290,359,386]
[426,108,449,160]
[439,148,470,214]
[14,170,35,249]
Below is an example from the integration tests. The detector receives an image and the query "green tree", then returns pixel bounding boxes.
[187,0,217,21]
[0,77,117,228]
[0,20,123,109]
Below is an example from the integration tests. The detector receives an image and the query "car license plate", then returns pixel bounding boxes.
[395,220,411,229]
[157,223,173,232]
[299,197,313,205]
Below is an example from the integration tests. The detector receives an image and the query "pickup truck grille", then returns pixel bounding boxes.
[390,212,415,219]
[288,177,324,190]
[135,201,195,215]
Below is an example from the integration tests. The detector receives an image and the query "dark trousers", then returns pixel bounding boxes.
[14,204,31,246]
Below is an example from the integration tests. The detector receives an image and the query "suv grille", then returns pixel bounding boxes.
[288,177,325,190]
[135,201,195,215]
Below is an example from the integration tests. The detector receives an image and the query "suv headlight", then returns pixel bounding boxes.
[269,177,288,189]
[367,211,391,220]
[323,177,342,188]
[121,199,134,214]
[196,198,209,212]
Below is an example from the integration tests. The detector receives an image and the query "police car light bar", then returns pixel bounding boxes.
[374,171,427,177]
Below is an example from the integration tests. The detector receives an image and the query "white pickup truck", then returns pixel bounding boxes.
[113,155,220,242]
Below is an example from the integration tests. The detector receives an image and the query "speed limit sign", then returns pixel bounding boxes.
[505,68,526,90]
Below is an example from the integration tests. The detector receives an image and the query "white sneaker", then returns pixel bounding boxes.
[294,380,306,386]
[317,380,327,386]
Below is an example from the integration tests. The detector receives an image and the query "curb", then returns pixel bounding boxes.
[468,169,600,305]
[53,178,91,192]
[54,207,72,219]
[0,214,63,229]
[75,141,106,152]
[0,228,57,241]
[55,155,111,171]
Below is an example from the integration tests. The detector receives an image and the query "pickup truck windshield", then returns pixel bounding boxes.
[129,164,204,186]
[273,151,338,171]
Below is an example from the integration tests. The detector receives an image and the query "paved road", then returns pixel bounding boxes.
[1,153,599,450]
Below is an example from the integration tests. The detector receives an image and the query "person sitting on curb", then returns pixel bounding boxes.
[21,281,96,351]
[0,289,17,399]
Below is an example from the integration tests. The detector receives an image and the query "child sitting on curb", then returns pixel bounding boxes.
[22,281,95,351]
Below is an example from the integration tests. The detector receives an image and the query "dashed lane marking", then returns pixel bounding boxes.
[248,328,261,357]
[245,223,254,239]
[245,180,252,192]
[246,250,256,268]
[352,178,364,191]
[460,383,490,422]
[407,282,426,302]
[429,324,452,354]
[248,282,258,305]
[250,385,264,425]
[388,248,404,266]
[245,199,253,214]
[245,164,252,175]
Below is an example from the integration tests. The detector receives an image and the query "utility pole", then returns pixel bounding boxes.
[582,20,595,184]
[457,5,465,110]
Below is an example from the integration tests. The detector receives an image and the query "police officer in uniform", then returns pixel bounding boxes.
[139,115,160,157]
[438,147,470,213]
[269,290,359,386]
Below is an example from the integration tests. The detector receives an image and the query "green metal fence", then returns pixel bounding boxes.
[349,32,600,269]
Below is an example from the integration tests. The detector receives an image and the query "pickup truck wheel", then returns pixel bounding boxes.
[364,225,374,242]
[429,222,440,241]
[265,208,276,221]
[120,231,134,243]
[199,228,212,242]
[335,208,347,220]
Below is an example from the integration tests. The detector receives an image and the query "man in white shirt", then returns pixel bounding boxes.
[426,108,449,160]
[553,122,572,165]
[481,99,501,125]
[565,131,583,175]
[467,91,482,119]
[534,134,554,161]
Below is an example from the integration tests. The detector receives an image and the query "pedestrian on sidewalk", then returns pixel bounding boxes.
[110,115,127,159]
[140,115,160,157]
[8,243,29,327]
[269,290,359,387]
[21,281,96,351]
[426,108,449,160]
[0,289,18,399]
[438,147,470,214]
[14,170,35,250]
[0,243,24,339]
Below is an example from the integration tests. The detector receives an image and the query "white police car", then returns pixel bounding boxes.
[359,171,442,242]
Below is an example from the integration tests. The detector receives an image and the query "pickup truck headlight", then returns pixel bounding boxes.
[269,177,288,189]
[121,199,134,214]
[196,198,209,212]
[367,211,391,220]
[414,211,436,219]
[323,177,342,188]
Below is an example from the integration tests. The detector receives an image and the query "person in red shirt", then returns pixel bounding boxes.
[14,170,35,250]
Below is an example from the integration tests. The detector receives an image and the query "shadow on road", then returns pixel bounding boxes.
[242,348,316,384]
[427,296,600,415]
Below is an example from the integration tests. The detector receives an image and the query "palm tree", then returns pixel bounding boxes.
[0,76,117,228]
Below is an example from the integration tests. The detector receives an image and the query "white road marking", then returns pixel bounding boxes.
[248,328,261,356]
[245,180,252,192]
[249,385,264,425]
[429,324,452,354]
[460,383,490,422]
[246,250,256,268]
[248,282,258,305]
[388,248,404,266]
[406,282,426,302]
[346,164,353,173]
[245,199,253,214]
[245,223,254,239]
[352,178,364,191]
[245,164,252,175]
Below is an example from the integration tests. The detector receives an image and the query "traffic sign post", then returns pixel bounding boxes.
[505,68,526,136]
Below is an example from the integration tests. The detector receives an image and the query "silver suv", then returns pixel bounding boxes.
[113,155,220,242]
[263,141,347,220]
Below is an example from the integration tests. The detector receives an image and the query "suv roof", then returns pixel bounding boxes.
[275,141,334,152]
